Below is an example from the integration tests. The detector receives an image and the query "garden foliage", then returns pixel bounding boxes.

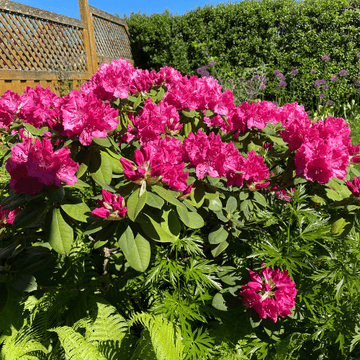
[0,58,360,359]
[124,0,360,110]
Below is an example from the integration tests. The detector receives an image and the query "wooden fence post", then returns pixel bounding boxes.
[78,0,98,76]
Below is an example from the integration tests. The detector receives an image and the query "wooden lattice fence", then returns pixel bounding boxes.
[0,0,133,96]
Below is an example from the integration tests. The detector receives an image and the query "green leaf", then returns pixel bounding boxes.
[325,188,343,201]
[61,202,92,222]
[76,162,88,179]
[253,191,268,207]
[136,210,179,243]
[207,194,222,212]
[152,185,181,206]
[23,123,49,136]
[92,137,111,147]
[11,274,37,292]
[146,191,165,209]
[226,196,237,214]
[118,226,151,272]
[267,134,286,146]
[311,195,326,205]
[332,218,349,236]
[208,224,229,244]
[94,240,108,249]
[212,293,228,311]
[12,203,47,229]
[211,241,229,257]
[48,208,74,255]
[90,151,113,185]
[176,203,190,225]
[50,326,107,360]
[127,188,147,221]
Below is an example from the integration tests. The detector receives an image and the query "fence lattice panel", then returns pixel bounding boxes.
[0,10,87,72]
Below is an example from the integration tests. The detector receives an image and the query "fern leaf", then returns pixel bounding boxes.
[85,299,129,343]
[130,312,184,360]
[130,330,157,360]
[49,326,107,360]
[1,325,48,360]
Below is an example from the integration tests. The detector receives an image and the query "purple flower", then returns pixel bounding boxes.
[260,84,266,90]
[357,89,360,93]
[323,85,329,90]
[319,93,325,98]
[253,75,259,80]
[354,80,360,87]
[262,78,267,85]
[306,110,312,115]
[358,73,360,76]
[314,79,326,88]
[347,94,350,97]
[238,77,243,82]
[228,79,234,82]
[311,69,316,73]
[274,70,282,76]
[208,60,216,67]
[278,81,287,89]
[331,76,338,82]
[247,80,253,85]
[291,69,298,75]
[272,101,279,106]
[322,55,330,61]
[339,70,348,76]
[357,53,360,59]
[326,100,334,106]
[197,65,209,77]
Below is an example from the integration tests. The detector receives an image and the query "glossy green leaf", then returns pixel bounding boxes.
[92,137,111,147]
[118,226,150,272]
[152,185,181,206]
[127,188,147,221]
[61,202,91,222]
[146,191,164,209]
[211,241,229,257]
[208,224,229,244]
[12,203,47,229]
[48,208,74,255]
[226,196,237,214]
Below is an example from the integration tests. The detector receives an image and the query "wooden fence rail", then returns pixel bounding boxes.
[0,0,133,96]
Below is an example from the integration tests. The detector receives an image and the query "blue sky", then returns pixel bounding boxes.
[11,0,223,19]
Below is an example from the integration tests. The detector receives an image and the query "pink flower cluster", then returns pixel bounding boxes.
[60,90,119,146]
[0,205,20,227]
[0,86,62,130]
[240,266,297,323]
[91,189,127,220]
[120,136,190,192]
[183,130,269,188]
[122,98,182,144]
[6,138,79,195]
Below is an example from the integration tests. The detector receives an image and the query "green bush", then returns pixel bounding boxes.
[124,0,360,110]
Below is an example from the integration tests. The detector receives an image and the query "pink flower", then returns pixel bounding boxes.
[295,138,349,183]
[240,266,297,323]
[120,136,189,191]
[0,205,20,227]
[60,90,119,146]
[346,176,360,198]
[6,138,79,195]
[82,58,136,101]
[91,189,127,220]
[0,90,22,129]
[18,85,62,129]
[183,129,243,180]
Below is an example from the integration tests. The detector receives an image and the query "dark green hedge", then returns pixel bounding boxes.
[124,0,360,110]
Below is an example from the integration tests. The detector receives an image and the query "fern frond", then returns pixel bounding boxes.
[49,326,107,360]
[1,324,48,360]
[129,312,184,360]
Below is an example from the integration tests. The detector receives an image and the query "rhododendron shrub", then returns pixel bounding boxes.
[0,58,360,359]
